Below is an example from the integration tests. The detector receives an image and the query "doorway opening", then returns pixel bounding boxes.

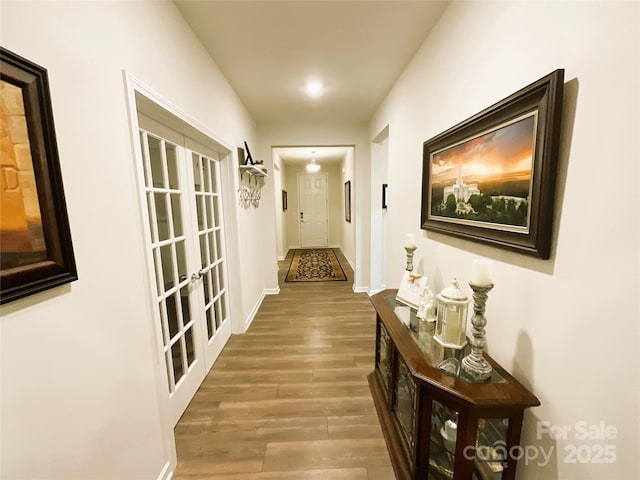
[271,145,356,269]
[125,81,238,430]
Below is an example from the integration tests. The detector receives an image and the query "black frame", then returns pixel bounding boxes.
[382,183,388,209]
[0,47,77,304]
[344,180,351,223]
[243,140,254,165]
[421,69,564,259]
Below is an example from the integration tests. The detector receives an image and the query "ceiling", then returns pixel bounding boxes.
[273,145,352,168]
[174,0,449,165]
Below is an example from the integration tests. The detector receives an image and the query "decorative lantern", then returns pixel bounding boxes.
[435,278,470,349]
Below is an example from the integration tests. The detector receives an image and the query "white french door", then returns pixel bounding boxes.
[298,173,328,247]
[137,115,231,426]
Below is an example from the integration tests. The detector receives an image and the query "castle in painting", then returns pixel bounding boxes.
[442,164,480,214]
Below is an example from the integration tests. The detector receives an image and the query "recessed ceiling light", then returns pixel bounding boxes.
[305,80,324,98]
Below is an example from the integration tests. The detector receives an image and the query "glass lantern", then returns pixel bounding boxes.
[435,278,470,349]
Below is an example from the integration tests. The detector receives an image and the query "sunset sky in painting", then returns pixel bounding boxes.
[431,113,536,184]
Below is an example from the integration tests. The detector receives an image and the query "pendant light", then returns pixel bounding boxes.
[306,151,320,172]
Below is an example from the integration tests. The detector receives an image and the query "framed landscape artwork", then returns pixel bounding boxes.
[421,69,564,259]
[0,47,77,304]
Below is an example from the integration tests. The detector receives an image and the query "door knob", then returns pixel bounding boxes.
[191,269,205,282]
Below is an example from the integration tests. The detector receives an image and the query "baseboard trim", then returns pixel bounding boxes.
[238,290,265,333]
[157,461,172,480]
[352,284,370,294]
[344,255,355,271]
[237,287,279,333]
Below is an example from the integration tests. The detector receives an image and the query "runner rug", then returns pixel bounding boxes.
[285,248,347,282]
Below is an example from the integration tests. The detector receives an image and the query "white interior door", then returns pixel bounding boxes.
[137,116,230,426]
[298,173,328,247]
[187,139,231,370]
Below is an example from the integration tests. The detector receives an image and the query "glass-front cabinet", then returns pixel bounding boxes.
[369,290,540,480]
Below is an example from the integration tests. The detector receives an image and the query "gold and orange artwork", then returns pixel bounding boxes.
[0,79,46,269]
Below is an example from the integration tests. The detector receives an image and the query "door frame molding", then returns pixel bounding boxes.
[122,71,241,478]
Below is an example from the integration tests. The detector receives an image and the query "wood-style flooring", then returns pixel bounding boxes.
[172,249,394,480]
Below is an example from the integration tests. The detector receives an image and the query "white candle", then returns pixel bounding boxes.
[405,233,416,248]
[472,259,493,285]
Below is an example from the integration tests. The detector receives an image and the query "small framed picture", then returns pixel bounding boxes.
[396,270,427,310]
[344,180,351,223]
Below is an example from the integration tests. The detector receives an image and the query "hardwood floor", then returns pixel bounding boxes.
[172,249,394,480]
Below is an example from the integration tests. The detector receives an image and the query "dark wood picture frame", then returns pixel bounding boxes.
[344,180,351,223]
[282,190,287,211]
[421,69,564,259]
[0,47,77,304]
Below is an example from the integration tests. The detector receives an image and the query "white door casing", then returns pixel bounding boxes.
[298,173,328,247]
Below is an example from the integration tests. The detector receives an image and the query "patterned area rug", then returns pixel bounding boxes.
[285,249,347,282]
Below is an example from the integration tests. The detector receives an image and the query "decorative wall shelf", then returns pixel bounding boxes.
[239,164,268,182]
[237,144,267,209]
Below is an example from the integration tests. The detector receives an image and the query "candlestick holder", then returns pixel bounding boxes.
[404,245,417,272]
[461,282,494,382]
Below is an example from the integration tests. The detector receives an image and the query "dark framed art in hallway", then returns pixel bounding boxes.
[421,69,564,259]
[344,180,351,223]
[0,47,77,304]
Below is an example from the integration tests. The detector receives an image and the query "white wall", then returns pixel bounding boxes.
[0,2,267,479]
[257,123,368,290]
[370,126,389,293]
[370,2,639,479]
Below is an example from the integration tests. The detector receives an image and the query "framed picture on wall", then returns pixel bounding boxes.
[344,180,351,223]
[282,190,287,211]
[420,69,564,259]
[0,47,78,304]
[382,183,388,209]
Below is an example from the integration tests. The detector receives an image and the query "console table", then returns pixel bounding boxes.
[368,290,540,480]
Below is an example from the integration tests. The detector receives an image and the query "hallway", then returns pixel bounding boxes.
[172,250,394,479]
